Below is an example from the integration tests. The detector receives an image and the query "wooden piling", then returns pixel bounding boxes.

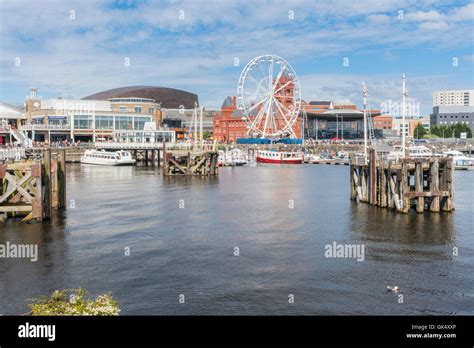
[58,148,66,209]
[0,149,66,222]
[350,154,453,214]
[415,162,424,213]
[43,148,52,219]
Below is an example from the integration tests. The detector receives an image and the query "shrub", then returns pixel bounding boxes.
[28,288,120,316]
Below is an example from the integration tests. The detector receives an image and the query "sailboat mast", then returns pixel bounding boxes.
[362,82,368,162]
[401,73,407,158]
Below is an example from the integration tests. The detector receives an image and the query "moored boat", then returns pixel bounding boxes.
[443,150,474,170]
[81,150,136,166]
[256,150,303,164]
[386,145,442,161]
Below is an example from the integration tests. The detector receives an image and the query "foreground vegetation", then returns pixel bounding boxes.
[28,288,120,316]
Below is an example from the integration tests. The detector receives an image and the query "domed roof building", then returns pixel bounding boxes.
[82,86,198,109]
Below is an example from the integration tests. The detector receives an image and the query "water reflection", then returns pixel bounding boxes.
[0,164,472,315]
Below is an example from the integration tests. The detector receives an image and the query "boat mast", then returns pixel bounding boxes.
[362,82,368,162]
[199,105,203,149]
[401,73,407,158]
[192,102,198,147]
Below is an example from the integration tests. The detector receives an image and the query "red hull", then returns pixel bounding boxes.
[256,156,303,164]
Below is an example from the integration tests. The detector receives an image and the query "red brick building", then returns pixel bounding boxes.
[212,96,248,142]
[373,115,393,130]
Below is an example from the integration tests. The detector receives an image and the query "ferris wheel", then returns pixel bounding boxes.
[236,54,302,139]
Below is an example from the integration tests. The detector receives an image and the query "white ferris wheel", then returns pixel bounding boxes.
[236,54,302,139]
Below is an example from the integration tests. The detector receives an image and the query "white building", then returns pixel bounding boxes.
[433,90,474,107]
[0,101,25,126]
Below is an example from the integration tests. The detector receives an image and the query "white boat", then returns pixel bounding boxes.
[217,148,248,166]
[256,150,303,164]
[81,150,136,166]
[386,145,441,161]
[443,150,474,170]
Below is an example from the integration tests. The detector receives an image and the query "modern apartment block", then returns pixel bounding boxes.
[433,90,474,107]
[431,90,474,128]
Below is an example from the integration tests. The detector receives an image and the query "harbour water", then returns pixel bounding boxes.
[0,164,473,315]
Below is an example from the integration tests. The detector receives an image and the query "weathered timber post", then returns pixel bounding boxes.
[442,158,454,211]
[369,148,377,205]
[32,163,43,221]
[186,152,191,175]
[380,161,387,208]
[429,158,440,212]
[350,164,356,200]
[43,148,52,219]
[415,162,424,213]
[58,148,66,209]
[401,162,410,213]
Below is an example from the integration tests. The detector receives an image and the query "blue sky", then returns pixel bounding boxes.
[0,0,472,114]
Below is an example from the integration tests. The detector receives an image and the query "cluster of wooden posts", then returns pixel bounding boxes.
[0,148,66,222]
[350,149,454,213]
[132,149,161,166]
[162,147,218,176]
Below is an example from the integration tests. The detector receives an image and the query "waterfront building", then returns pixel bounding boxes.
[0,101,26,145]
[112,129,176,144]
[304,101,382,140]
[0,101,25,127]
[212,96,247,142]
[430,105,474,128]
[391,115,430,138]
[433,90,474,107]
[161,108,218,140]
[21,86,201,142]
[431,90,474,129]
[373,115,392,130]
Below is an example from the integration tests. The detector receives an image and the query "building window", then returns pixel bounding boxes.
[135,106,142,113]
[133,117,150,130]
[115,116,133,129]
[119,106,126,113]
[96,116,114,129]
[74,115,93,129]
[148,108,154,114]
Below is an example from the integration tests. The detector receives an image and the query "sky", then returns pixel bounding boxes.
[0,0,473,114]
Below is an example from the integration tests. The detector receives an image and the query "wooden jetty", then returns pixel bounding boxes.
[162,146,218,176]
[306,159,349,166]
[0,148,66,222]
[350,149,454,213]
[25,147,86,163]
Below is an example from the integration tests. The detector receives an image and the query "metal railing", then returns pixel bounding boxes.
[0,148,26,161]
[20,124,71,131]
[95,141,181,149]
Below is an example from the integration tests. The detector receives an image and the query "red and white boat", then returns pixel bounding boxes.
[256,150,304,164]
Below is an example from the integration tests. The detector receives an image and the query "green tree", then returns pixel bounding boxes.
[414,123,427,139]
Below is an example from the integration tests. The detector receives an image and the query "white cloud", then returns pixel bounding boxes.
[405,10,445,22]
[418,21,449,30]
[0,0,472,108]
